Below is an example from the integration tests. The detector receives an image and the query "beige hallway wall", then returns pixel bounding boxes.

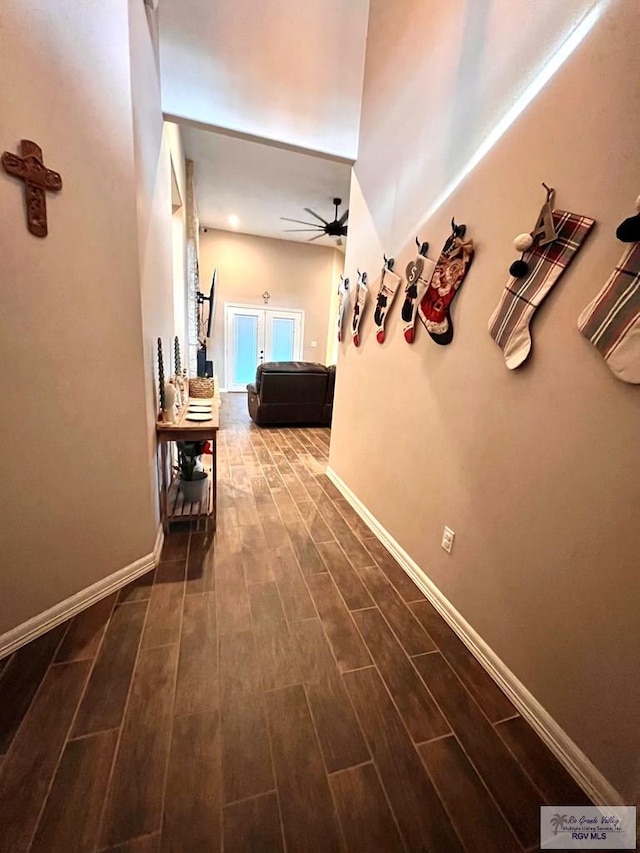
[0,0,160,635]
[330,0,640,802]
[199,230,342,386]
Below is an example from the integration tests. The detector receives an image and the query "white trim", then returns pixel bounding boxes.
[0,526,164,660]
[160,114,356,166]
[326,466,623,807]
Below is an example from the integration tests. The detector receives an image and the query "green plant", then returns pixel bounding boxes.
[175,441,212,481]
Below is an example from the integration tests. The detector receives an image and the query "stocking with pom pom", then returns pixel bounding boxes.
[489,208,595,369]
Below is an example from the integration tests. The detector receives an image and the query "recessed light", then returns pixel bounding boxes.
[228,214,240,228]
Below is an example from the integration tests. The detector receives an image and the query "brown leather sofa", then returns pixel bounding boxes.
[247,361,335,426]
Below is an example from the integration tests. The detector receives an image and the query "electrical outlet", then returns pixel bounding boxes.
[441,526,455,554]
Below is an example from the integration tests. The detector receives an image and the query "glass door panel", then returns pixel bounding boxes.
[233,314,259,386]
[271,317,295,361]
[225,306,265,392]
[264,309,303,363]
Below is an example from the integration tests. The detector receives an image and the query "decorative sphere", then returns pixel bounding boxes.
[616,215,640,244]
[513,233,533,252]
[509,259,530,278]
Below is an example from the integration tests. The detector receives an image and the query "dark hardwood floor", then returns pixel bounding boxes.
[0,393,591,852]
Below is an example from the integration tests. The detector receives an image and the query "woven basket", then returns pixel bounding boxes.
[189,377,215,398]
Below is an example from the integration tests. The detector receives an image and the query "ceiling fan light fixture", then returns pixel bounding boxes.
[281,197,348,243]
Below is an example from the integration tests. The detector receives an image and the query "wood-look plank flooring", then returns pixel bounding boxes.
[0,393,591,852]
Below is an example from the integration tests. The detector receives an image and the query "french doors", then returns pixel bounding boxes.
[225,304,304,392]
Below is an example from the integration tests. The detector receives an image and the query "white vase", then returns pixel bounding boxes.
[164,381,176,423]
[179,471,208,504]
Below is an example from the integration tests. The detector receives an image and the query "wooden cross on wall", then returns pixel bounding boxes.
[1,140,62,237]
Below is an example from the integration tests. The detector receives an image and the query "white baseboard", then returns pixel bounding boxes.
[326,466,623,807]
[0,525,164,660]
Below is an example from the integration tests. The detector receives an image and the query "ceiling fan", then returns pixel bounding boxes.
[281,197,348,245]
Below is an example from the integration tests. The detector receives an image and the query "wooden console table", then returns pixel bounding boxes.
[156,401,220,532]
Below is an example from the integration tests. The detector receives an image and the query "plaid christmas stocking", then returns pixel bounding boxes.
[489,210,595,369]
[352,272,369,347]
[401,255,436,343]
[374,267,401,343]
[337,277,350,342]
[578,242,640,383]
[418,232,474,345]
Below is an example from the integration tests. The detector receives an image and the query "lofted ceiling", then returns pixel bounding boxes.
[158,0,368,247]
[158,0,369,160]
[182,127,352,247]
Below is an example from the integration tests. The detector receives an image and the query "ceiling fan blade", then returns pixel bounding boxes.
[280,217,322,227]
[303,208,330,225]
[307,233,326,242]
[283,228,323,232]
[338,208,349,226]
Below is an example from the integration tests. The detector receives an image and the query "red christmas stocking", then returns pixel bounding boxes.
[419,230,474,345]
[374,267,401,343]
[401,254,436,343]
[352,272,369,347]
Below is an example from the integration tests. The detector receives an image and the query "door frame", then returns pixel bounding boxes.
[224,302,305,392]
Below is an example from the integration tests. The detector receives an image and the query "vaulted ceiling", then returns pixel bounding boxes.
[158,0,369,245]
[181,126,352,246]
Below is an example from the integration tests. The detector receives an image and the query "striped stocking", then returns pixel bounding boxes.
[489,210,595,369]
[374,267,401,343]
[578,243,640,383]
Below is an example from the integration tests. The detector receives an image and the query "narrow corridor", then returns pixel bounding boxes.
[0,394,590,852]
